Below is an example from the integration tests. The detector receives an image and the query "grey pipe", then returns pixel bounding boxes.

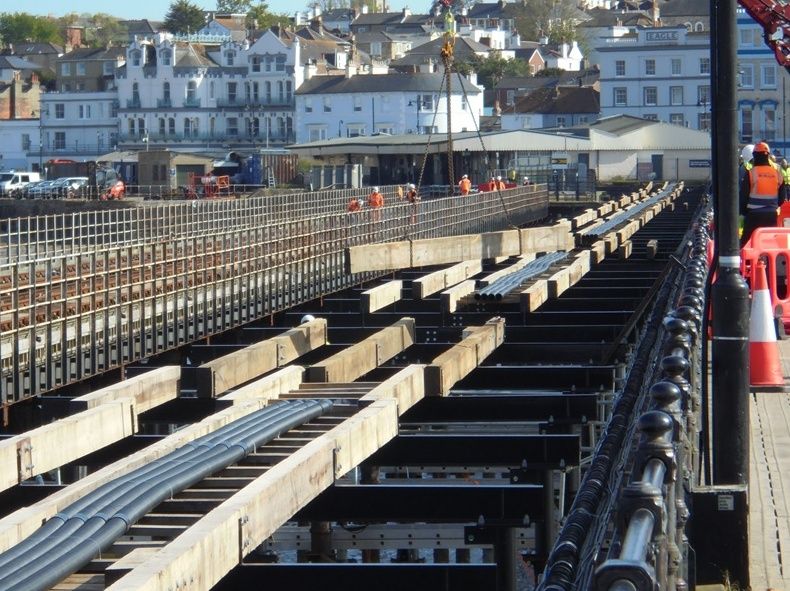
[0,399,332,591]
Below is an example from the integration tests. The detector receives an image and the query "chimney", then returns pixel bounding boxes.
[402,7,411,18]
[345,59,355,78]
[652,1,659,27]
[304,59,317,79]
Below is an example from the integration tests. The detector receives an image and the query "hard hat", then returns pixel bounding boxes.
[740,144,754,161]
[373,186,379,191]
[496,175,502,180]
[462,174,468,178]
[408,183,415,189]
[300,314,315,324]
[753,142,770,154]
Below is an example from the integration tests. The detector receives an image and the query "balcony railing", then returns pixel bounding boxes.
[117,132,295,144]
[157,98,173,108]
[217,97,296,109]
[126,98,141,108]
[183,98,201,107]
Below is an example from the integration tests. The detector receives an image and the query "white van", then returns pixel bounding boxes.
[0,171,41,196]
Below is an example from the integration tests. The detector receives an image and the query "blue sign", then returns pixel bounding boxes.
[689,159,711,168]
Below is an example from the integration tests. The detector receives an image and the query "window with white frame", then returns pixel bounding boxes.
[421,94,434,111]
[615,60,625,76]
[614,87,627,106]
[698,112,711,131]
[251,56,261,72]
[225,50,235,66]
[308,126,327,141]
[131,50,141,66]
[370,42,382,56]
[739,28,754,47]
[78,105,91,119]
[740,64,754,88]
[61,63,71,76]
[227,82,237,104]
[353,96,362,111]
[762,64,777,88]
[227,117,239,136]
[506,90,515,105]
[643,114,658,121]
[699,57,711,74]
[21,134,30,150]
[76,62,86,76]
[159,118,166,135]
[697,85,711,105]
[670,86,683,106]
[346,124,365,137]
[305,98,313,112]
[54,132,66,150]
[556,116,566,127]
[55,103,65,119]
[763,108,776,141]
[276,54,286,71]
[103,61,114,75]
[376,124,394,134]
[669,113,684,126]
[741,107,753,142]
[645,59,656,76]
[671,58,681,75]
[323,97,331,112]
[161,49,171,66]
[644,87,657,106]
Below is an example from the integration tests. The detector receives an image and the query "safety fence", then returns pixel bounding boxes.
[1,184,547,401]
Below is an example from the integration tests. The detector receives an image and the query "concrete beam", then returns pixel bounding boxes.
[217,366,305,407]
[424,317,505,396]
[192,318,327,398]
[440,279,476,313]
[307,319,415,383]
[71,366,180,412]
[0,401,272,553]
[361,280,403,313]
[412,260,482,299]
[107,400,401,591]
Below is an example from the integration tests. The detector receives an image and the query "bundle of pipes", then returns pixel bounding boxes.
[580,186,674,237]
[0,398,333,591]
[475,251,569,300]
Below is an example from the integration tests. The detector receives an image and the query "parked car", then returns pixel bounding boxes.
[19,180,44,199]
[0,171,41,196]
[26,179,59,199]
[51,177,89,198]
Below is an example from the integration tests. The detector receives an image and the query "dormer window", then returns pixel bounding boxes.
[225,50,235,66]
[160,49,172,66]
[131,50,142,67]
[251,56,261,72]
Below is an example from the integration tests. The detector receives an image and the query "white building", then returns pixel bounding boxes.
[116,31,304,151]
[543,41,584,72]
[737,6,788,154]
[39,90,119,164]
[294,71,483,143]
[0,118,40,171]
[598,25,712,131]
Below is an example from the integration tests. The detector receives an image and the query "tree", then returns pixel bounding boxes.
[0,12,61,45]
[164,0,206,34]
[247,1,289,31]
[461,53,531,91]
[511,0,579,44]
[86,13,126,48]
[217,0,253,12]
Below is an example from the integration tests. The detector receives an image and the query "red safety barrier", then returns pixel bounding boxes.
[779,201,790,227]
[741,227,790,329]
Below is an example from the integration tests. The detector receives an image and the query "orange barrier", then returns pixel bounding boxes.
[741,227,790,329]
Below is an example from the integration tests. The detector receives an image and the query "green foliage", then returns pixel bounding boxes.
[247,1,289,31]
[0,12,61,45]
[511,0,578,44]
[217,0,253,12]
[535,67,564,77]
[460,53,532,90]
[164,0,206,34]
[85,14,126,47]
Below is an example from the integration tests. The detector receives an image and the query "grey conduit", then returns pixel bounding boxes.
[579,186,674,237]
[475,251,569,300]
[0,399,333,591]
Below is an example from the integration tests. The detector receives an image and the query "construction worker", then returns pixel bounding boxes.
[458,174,471,196]
[740,141,783,246]
[347,196,361,212]
[405,183,419,223]
[522,176,530,186]
[368,186,383,222]
[780,158,790,203]
[495,175,506,191]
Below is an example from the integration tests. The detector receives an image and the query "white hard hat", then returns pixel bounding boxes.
[496,176,502,180]
[408,183,415,189]
[741,144,755,161]
[462,174,468,178]
[300,314,315,324]
[373,186,379,192]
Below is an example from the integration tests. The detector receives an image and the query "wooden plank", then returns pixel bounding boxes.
[519,279,548,313]
[619,240,633,260]
[361,280,403,313]
[217,366,304,406]
[347,240,411,273]
[0,400,137,493]
[360,365,426,415]
[440,280,476,313]
[71,366,180,412]
[425,318,505,396]
[107,400,400,591]
[193,318,327,398]
[0,401,271,553]
[412,260,482,299]
[590,240,607,264]
[306,319,415,383]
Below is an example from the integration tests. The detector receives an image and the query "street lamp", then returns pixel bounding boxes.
[408,99,420,134]
[338,119,343,138]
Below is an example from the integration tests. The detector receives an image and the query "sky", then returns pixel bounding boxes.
[1,0,412,20]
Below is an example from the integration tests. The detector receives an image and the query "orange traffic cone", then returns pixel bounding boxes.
[750,261,786,389]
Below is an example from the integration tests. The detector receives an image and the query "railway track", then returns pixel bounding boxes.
[0,182,704,590]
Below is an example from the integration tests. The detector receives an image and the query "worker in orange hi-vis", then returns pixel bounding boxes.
[347,197,361,212]
[495,175,506,190]
[458,174,472,196]
[368,186,384,222]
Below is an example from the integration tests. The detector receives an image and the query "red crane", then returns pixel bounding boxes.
[739,0,790,70]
